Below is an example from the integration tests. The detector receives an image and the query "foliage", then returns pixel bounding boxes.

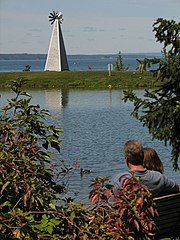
[114,51,129,71]
[23,65,31,72]
[123,18,180,170]
[114,51,124,71]
[0,80,157,239]
[0,176,157,239]
[136,58,151,73]
[88,176,157,240]
[0,79,74,238]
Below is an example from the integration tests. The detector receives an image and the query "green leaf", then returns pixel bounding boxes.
[49,202,57,210]
[20,91,32,98]
[46,225,53,234]
[25,214,35,222]
[0,181,10,194]
[42,214,49,220]
[36,196,43,206]
[50,141,60,153]
[70,211,76,222]
[50,218,61,225]
[0,201,10,209]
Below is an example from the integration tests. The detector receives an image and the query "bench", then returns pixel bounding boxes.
[154,192,180,239]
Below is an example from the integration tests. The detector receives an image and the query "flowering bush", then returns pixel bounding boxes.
[0,79,71,238]
[88,176,157,239]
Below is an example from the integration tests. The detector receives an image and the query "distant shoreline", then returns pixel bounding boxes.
[0,52,161,60]
[0,53,162,73]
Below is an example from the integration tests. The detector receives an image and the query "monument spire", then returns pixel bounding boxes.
[44,11,69,71]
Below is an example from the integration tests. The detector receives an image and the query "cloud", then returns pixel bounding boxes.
[1,0,179,54]
[38,40,45,44]
[119,28,126,31]
[88,38,95,41]
[26,32,40,38]
[30,28,41,32]
[98,29,105,32]
[67,34,76,38]
[137,36,145,40]
[82,26,97,32]
[22,41,29,44]
[7,40,16,44]
[147,38,154,42]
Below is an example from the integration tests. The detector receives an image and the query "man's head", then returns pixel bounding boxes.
[124,140,144,166]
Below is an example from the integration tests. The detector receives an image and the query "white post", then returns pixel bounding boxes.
[108,64,113,76]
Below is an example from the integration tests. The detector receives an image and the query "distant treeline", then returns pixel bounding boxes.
[0,54,47,60]
[0,53,161,61]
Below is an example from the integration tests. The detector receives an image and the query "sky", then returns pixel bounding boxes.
[0,0,179,54]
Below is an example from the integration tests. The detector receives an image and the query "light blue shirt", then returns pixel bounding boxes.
[111,169,179,196]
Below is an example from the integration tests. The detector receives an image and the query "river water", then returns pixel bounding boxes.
[0,53,161,72]
[1,89,179,203]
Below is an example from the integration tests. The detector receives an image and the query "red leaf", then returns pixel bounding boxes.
[133,219,139,231]
[31,147,37,154]
[50,163,55,169]
[103,188,113,197]
[90,193,99,204]
[75,162,80,167]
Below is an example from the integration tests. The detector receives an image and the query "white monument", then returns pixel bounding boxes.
[44,11,69,71]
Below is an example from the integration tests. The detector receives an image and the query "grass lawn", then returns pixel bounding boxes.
[0,70,161,89]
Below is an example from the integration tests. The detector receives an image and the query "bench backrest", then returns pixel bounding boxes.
[154,192,180,239]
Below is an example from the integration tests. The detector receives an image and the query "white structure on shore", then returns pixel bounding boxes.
[44,11,69,71]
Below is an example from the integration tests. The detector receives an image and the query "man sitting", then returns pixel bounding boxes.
[112,140,179,196]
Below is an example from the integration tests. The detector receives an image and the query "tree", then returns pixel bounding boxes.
[136,58,151,73]
[114,51,124,71]
[123,18,180,170]
[23,65,31,71]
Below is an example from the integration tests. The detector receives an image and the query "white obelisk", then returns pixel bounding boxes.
[45,12,69,71]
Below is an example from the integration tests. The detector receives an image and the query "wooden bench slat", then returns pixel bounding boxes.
[155,210,180,217]
[156,205,180,215]
[155,201,180,208]
[156,215,180,225]
[154,192,180,201]
[156,199,180,206]
[156,216,180,226]
[153,192,180,239]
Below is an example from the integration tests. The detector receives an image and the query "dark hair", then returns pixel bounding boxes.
[143,147,164,173]
[124,140,144,166]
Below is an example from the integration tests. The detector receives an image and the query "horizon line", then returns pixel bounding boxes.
[0,52,162,55]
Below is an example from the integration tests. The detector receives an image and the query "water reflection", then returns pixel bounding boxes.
[45,89,69,110]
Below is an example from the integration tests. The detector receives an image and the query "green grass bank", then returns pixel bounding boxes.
[0,70,160,89]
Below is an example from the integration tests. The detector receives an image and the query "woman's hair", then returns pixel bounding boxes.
[143,147,164,173]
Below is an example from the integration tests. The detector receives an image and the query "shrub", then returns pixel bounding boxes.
[88,176,157,239]
[114,51,129,71]
[23,65,31,71]
[0,79,71,238]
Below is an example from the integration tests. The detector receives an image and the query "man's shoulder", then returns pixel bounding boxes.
[146,169,162,176]
[111,171,131,185]
[143,169,164,181]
